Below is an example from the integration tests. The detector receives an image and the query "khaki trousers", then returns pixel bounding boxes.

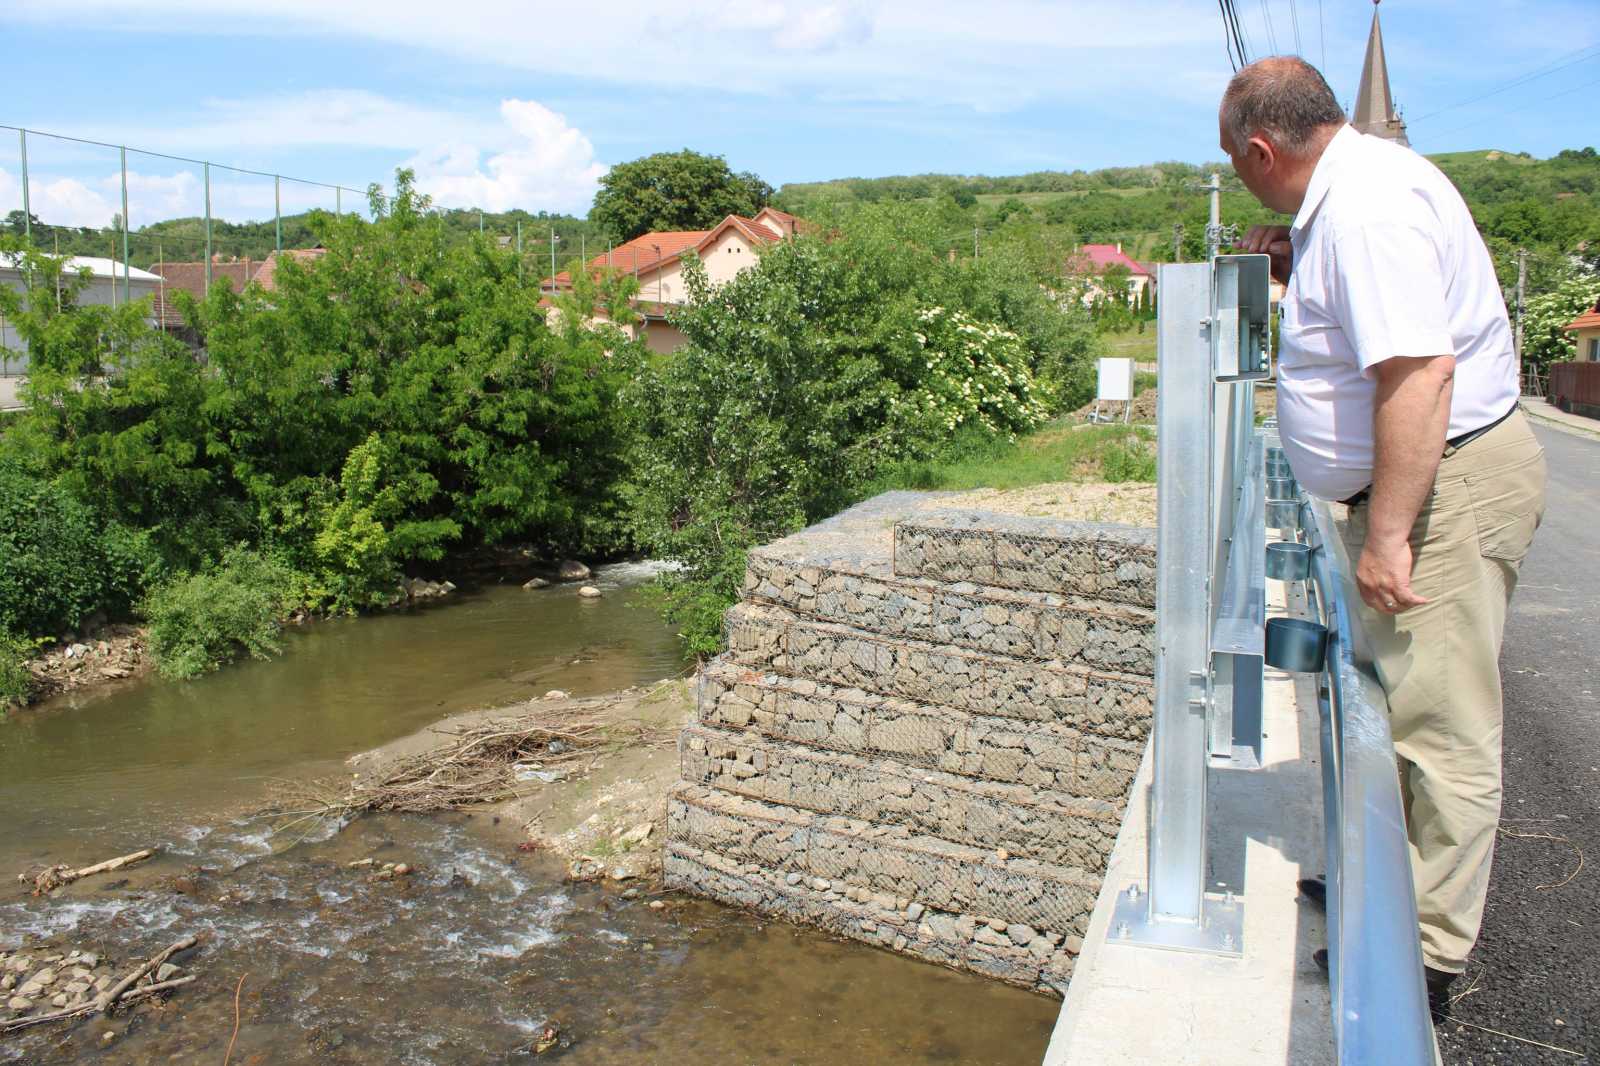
[1337,409,1546,973]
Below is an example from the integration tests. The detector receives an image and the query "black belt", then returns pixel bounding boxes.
[1338,405,1517,508]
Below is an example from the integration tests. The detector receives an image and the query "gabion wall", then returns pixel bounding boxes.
[663,497,1156,996]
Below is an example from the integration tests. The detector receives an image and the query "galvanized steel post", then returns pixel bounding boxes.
[1147,263,1211,924]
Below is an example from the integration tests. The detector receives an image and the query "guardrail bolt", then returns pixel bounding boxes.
[1223,932,1235,950]
[1118,922,1131,940]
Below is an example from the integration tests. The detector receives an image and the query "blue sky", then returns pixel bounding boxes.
[2,0,1597,227]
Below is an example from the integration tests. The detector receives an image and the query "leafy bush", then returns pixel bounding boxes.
[0,630,33,708]
[891,307,1050,445]
[1522,267,1600,371]
[142,549,296,679]
[0,461,164,639]
[1100,436,1157,482]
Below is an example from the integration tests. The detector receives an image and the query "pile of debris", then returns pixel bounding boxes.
[266,695,674,838]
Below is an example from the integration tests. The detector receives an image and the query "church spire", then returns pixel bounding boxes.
[1352,0,1409,145]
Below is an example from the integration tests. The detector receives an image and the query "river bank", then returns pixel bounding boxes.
[2,552,610,714]
[2,568,1059,1064]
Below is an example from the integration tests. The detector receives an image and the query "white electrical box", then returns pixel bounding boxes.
[1097,357,1134,402]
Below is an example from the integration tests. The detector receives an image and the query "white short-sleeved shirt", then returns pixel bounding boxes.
[1276,125,1519,501]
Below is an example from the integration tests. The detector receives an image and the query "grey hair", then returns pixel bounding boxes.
[1221,56,1346,154]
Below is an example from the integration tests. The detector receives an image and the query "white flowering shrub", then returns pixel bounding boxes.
[889,306,1051,447]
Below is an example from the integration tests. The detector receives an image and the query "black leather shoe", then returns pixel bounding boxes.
[1298,876,1326,910]
[1425,967,1457,1022]
[1318,950,1456,1019]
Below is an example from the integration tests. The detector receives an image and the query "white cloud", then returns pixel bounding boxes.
[406,99,608,214]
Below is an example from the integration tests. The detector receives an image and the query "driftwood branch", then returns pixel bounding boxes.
[100,935,197,1015]
[18,849,154,896]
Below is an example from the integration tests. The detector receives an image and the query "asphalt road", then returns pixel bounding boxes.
[1437,421,1600,1064]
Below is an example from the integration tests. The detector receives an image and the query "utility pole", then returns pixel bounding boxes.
[1173,222,1184,264]
[1514,248,1527,360]
[550,229,559,294]
[973,226,979,259]
[1205,172,1222,261]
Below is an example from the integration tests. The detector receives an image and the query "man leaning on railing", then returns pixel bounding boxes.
[1216,57,1547,1021]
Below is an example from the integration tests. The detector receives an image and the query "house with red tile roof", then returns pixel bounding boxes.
[149,248,326,330]
[1564,295,1600,364]
[1066,243,1157,306]
[546,208,810,353]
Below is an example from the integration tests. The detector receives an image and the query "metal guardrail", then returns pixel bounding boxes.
[1300,497,1434,1066]
[1112,254,1433,1063]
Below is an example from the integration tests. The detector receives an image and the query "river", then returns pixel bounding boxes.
[1,565,1057,1064]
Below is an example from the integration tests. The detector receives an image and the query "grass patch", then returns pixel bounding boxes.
[874,422,1155,493]
[1100,327,1157,365]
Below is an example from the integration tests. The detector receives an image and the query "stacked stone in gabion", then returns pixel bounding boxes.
[663,494,1155,996]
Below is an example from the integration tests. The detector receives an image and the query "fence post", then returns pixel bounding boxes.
[204,162,212,294]
[120,146,131,303]
[18,129,29,242]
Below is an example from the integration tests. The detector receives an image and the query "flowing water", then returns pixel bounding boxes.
[1,565,1058,1065]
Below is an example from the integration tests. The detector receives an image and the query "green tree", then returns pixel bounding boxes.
[590,150,771,241]
[626,204,1085,654]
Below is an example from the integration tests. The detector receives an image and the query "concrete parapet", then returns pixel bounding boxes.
[680,723,1123,872]
[700,659,1143,797]
[893,511,1156,607]
[725,602,1153,742]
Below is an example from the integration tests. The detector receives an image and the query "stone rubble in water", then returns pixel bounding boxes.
[403,577,458,603]
[577,586,603,599]
[0,943,143,1020]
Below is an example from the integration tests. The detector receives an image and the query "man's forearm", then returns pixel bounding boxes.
[1367,356,1456,548]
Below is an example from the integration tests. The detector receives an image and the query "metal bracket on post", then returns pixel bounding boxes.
[1211,254,1272,382]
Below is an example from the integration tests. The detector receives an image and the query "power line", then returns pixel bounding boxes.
[1408,44,1600,124]
[1423,74,1600,143]
[1288,0,1303,55]
[1258,0,1278,54]
[1219,0,1251,70]
[1317,0,1326,71]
